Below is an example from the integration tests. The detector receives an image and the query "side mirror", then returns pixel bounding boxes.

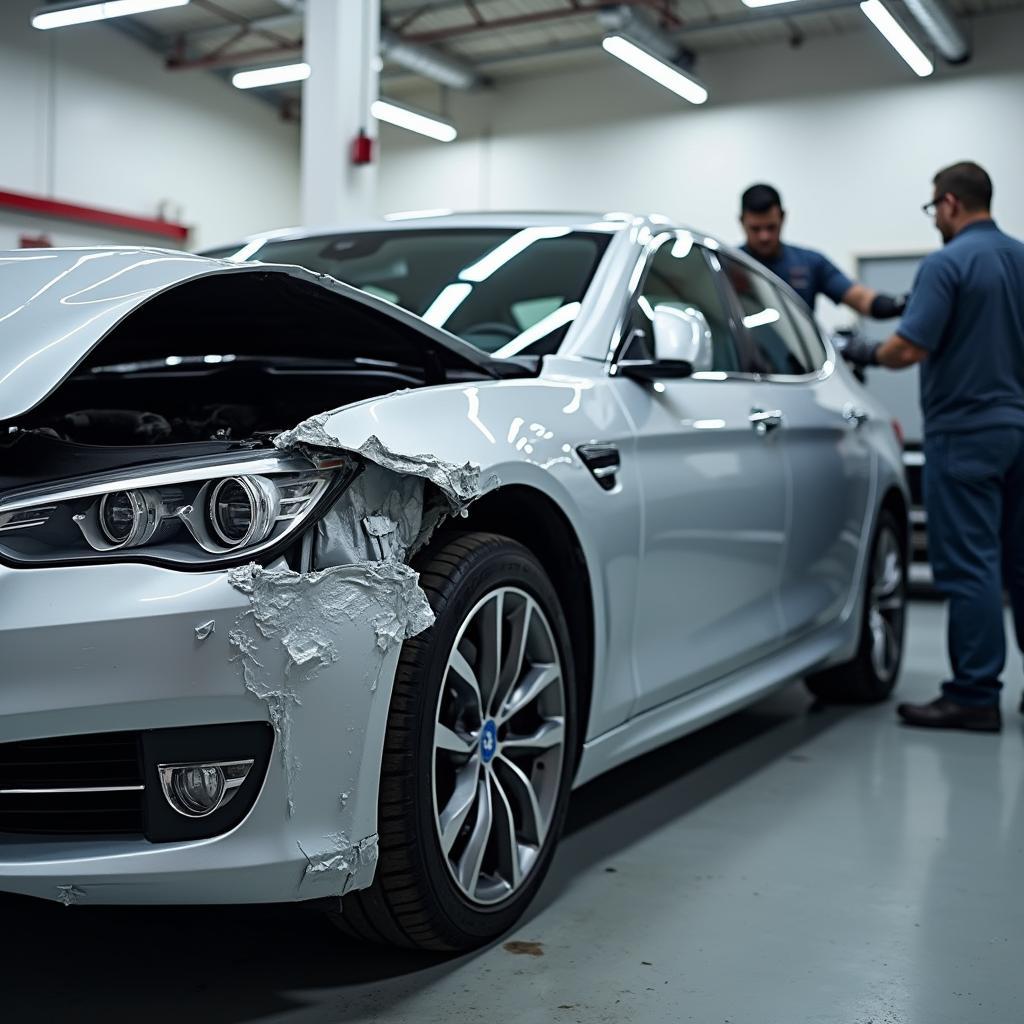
[617,304,712,384]
[651,305,714,370]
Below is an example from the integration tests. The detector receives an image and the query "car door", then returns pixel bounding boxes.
[611,233,788,716]
[718,255,875,636]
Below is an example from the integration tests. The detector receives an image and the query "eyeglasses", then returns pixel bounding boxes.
[922,194,952,216]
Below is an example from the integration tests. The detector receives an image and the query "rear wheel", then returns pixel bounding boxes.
[330,532,577,951]
[805,508,907,703]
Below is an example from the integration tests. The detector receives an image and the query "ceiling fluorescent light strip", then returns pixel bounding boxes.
[232,62,311,89]
[371,100,457,142]
[860,0,934,76]
[32,0,189,30]
[602,35,708,105]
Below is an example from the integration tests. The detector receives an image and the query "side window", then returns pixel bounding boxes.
[625,237,741,373]
[720,256,813,376]
[780,293,828,371]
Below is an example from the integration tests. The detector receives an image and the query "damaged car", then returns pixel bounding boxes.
[0,214,908,950]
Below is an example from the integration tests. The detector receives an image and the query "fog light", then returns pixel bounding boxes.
[157,760,254,818]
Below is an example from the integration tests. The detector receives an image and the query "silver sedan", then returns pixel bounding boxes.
[0,213,908,948]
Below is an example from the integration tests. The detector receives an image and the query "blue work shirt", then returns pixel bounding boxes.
[740,242,853,310]
[898,220,1024,436]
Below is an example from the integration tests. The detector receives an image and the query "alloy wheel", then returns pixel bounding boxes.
[431,587,567,906]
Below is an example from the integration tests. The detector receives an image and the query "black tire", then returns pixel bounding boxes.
[805,508,907,704]
[329,532,578,951]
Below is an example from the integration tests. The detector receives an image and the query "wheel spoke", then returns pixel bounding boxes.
[447,648,484,721]
[476,592,504,714]
[438,756,481,856]
[489,596,531,719]
[870,612,890,676]
[498,662,561,723]
[502,717,565,754]
[456,777,493,895]
[872,539,902,600]
[489,774,522,892]
[435,722,475,755]
[495,754,546,846]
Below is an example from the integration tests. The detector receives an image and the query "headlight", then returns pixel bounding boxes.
[0,451,355,568]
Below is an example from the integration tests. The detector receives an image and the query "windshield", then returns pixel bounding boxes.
[212,228,609,357]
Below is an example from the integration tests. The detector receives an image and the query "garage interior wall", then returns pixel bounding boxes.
[0,0,300,250]
[377,8,1024,330]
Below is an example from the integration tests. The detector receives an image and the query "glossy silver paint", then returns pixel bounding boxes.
[0,213,907,906]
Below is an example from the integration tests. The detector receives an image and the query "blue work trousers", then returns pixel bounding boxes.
[924,427,1024,706]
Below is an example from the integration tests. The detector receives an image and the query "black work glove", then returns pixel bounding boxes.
[869,292,906,319]
[841,336,881,366]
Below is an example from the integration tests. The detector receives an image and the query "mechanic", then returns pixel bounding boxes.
[739,183,906,319]
[844,162,1024,733]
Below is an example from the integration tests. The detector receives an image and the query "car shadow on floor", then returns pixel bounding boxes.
[0,685,855,1023]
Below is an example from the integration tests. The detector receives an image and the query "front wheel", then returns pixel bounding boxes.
[330,532,577,951]
[805,508,907,703]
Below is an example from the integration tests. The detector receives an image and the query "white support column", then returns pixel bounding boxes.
[301,0,380,226]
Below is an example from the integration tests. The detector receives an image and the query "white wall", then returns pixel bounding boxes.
[0,0,300,250]
[377,10,1024,329]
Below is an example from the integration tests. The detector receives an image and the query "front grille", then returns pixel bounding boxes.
[0,732,144,836]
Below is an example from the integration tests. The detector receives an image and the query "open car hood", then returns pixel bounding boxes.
[0,247,496,423]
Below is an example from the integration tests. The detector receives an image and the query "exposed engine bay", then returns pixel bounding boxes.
[1,269,512,492]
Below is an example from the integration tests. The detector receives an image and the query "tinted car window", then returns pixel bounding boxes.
[238,229,609,357]
[721,256,813,376]
[779,292,828,371]
[626,237,741,372]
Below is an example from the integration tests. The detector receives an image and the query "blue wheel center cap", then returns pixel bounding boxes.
[480,720,498,763]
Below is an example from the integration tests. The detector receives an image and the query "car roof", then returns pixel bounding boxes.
[207,211,691,250]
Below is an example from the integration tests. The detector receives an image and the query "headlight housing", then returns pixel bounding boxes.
[0,451,355,569]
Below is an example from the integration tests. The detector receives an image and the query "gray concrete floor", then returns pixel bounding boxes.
[6,599,1023,1023]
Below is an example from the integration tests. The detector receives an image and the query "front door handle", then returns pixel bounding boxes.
[749,408,784,436]
[843,403,870,429]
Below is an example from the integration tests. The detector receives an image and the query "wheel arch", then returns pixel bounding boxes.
[451,484,596,763]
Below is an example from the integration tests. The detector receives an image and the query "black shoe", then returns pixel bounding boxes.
[897,697,1001,732]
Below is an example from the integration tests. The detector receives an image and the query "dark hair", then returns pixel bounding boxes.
[741,183,783,215]
[933,161,992,212]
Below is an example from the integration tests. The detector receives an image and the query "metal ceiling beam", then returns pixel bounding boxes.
[902,0,970,62]
[400,0,680,44]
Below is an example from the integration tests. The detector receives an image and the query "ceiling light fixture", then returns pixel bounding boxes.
[602,35,708,105]
[32,0,189,30]
[860,0,934,76]
[371,99,457,142]
[232,62,311,89]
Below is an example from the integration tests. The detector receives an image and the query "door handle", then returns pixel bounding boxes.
[843,403,870,429]
[749,408,784,436]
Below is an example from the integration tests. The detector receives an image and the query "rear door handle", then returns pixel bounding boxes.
[843,403,870,429]
[749,408,784,436]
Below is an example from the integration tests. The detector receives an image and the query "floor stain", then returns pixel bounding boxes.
[503,940,544,957]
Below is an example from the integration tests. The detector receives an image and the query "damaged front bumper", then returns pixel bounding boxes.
[0,557,392,905]
[0,432,489,908]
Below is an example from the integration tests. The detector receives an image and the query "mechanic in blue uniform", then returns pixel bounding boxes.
[844,162,1024,733]
[739,183,906,319]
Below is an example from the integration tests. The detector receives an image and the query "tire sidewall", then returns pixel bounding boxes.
[857,508,907,697]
